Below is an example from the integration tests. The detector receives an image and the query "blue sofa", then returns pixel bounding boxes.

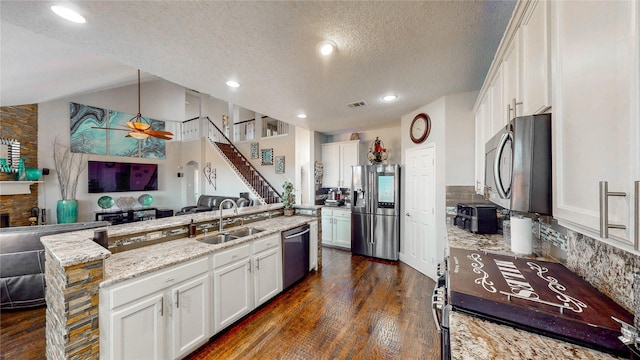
[0,221,109,310]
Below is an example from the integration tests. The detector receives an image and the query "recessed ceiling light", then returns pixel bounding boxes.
[382,94,398,102]
[51,5,86,24]
[316,40,337,56]
[226,80,240,88]
[297,113,307,119]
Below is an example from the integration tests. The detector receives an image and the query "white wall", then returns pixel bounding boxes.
[398,91,476,279]
[295,127,311,205]
[38,79,186,223]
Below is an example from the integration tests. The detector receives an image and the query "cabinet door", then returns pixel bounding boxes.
[254,246,282,307]
[521,0,550,115]
[110,293,166,360]
[489,66,505,136]
[552,1,638,245]
[502,28,521,119]
[170,273,211,359]
[321,211,333,245]
[214,259,252,332]
[340,142,359,188]
[321,144,340,187]
[333,211,352,249]
[475,101,487,195]
[309,220,318,271]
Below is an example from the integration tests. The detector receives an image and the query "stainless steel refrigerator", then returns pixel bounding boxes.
[351,164,401,260]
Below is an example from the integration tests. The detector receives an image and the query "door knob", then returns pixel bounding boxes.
[405,212,410,216]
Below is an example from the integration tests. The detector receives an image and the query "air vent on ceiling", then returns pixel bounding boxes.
[347,100,368,108]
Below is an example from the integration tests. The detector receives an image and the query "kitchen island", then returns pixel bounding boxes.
[40,204,320,359]
[446,225,622,359]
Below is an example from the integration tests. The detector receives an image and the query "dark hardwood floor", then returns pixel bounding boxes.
[187,247,439,360]
[0,247,439,360]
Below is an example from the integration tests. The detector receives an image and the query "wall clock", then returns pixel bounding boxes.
[410,113,431,144]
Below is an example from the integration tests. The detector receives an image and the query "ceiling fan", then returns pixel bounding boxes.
[93,70,174,140]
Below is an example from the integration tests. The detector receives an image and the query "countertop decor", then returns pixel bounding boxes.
[446,225,622,359]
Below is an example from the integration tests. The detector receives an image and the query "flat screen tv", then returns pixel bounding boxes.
[88,161,158,193]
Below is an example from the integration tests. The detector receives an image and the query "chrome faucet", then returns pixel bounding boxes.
[219,199,238,231]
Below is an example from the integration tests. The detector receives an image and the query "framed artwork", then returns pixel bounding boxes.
[275,156,285,174]
[250,142,259,159]
[261,148,273,165]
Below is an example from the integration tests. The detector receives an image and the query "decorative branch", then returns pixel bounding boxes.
[53,136,87,200]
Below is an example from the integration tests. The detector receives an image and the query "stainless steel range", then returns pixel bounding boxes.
[433,248,633,358]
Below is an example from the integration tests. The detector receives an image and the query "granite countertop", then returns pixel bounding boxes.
[101,214,316,287]
[40,203,285,267]
[446,225,620,359]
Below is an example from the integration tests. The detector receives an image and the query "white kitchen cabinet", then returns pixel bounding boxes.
[321,140,360,188]
[213,244,252,332]
[551,0,639,249]
[309,220,318,271]
[170,273,210,359]
[474,98,488,195]
[502,27,522,121]
[253,234,282,307]
[214,234,283,332]
[100,257,210,360]
[321,208,351,249]
[521,0,551,115]
[110,292,166,360]
[489,65,505,137]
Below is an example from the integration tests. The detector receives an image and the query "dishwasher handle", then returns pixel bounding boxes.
[284,228,310,239]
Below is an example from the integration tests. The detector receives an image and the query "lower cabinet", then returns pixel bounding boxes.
[322,208,351,249]
[100,257,211,360]
[213,233,282,333]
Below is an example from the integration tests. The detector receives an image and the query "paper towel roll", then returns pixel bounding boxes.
[510,217,533,255]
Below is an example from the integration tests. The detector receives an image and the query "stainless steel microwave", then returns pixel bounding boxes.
[484,114,552,215]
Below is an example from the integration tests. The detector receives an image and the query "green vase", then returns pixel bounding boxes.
[57,199,78,224]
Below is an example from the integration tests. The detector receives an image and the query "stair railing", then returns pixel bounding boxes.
[204,117,281,203]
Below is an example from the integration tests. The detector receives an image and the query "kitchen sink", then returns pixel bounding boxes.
[227,227,265,237]
[197,227,265,245]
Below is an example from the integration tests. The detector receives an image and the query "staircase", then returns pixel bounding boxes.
[205,118,281,205]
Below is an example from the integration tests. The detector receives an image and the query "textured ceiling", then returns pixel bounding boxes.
[0,1,515,135]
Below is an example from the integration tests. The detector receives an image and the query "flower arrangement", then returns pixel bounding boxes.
[281,180,296,214]
[368,137,389,164]
[53,136,87,200]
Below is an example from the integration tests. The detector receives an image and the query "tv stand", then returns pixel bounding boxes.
[95,207,157,224]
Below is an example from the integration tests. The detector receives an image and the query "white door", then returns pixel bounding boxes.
[402,146,436,278]
[254,247,282,307]
[214,259,252,332]
[110,292,166,360]
[170,274,210,359]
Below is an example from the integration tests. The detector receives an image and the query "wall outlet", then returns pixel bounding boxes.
[146,231,163,240]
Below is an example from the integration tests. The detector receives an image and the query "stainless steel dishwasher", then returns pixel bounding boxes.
[281,224,310,289]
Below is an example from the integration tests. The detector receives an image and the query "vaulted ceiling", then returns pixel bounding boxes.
[0,1,515,135]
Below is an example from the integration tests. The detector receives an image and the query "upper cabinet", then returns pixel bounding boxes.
[521,0,551,115]
[551,0,639,249]
[321,140,360,188]
[475,0,639,252]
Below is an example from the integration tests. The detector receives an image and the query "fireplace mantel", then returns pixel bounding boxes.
[0,181,43,196]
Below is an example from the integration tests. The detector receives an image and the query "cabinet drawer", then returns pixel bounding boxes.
[108,256,208,309]
[253,234,280,254]
[213,244,251,269]
[332,209,351,218]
